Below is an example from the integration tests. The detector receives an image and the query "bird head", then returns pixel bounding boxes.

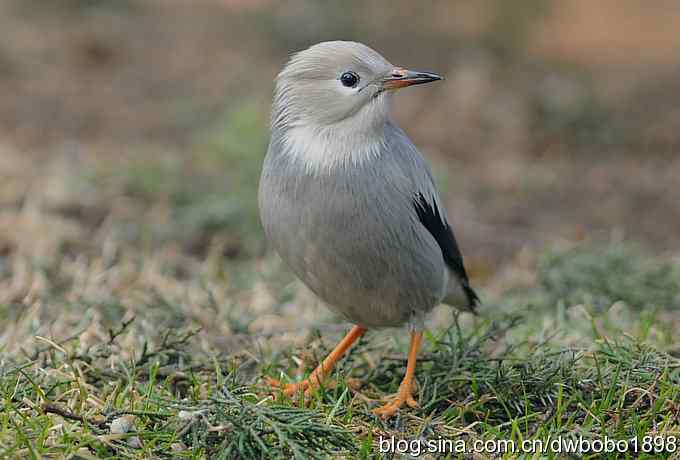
[272,41,442,131]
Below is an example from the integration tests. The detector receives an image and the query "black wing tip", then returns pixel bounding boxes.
[413,192,480,314]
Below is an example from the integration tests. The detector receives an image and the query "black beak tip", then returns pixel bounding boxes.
[408,71,443,85]
[385,69,444,89]
[423,72,443,82]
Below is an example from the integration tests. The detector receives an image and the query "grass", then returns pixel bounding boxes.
[536,242,680,312]
[3,304,680,458]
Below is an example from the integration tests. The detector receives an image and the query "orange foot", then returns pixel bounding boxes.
[373,379,418,419]
[265,375,336,399]
[263,326,367,401]
[373,330,423,419]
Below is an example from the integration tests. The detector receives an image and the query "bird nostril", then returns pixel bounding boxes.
[392,73,402,78]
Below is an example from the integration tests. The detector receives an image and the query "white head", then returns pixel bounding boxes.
[272,41,442,171]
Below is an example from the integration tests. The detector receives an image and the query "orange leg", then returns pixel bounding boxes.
[373,330,423,419]
[267,325,367,398]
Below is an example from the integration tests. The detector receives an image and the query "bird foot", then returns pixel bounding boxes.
[373,379,418,419]
[265,375,337,399]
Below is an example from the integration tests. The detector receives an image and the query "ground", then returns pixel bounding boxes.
[1,1,680,459]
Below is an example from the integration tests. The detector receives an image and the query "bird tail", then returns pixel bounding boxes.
[443,278,480,315]
[462,284,480,315]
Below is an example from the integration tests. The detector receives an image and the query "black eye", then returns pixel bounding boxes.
[340,71,359,88]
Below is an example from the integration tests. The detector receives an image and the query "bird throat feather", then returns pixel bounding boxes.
[278,122,387,174]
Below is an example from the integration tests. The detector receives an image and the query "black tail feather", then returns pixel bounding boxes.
[463,283,480,315]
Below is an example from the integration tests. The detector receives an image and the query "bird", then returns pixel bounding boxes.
[258,41,479,419]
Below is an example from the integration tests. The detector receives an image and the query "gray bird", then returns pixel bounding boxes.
[259,41,478,418]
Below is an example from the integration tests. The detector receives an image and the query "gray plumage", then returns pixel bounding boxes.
[259,41,478,330]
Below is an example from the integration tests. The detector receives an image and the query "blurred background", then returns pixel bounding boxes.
[1,0,679,352]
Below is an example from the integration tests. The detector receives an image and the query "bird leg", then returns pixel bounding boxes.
[267,325,367,398]
[373,330,422,419]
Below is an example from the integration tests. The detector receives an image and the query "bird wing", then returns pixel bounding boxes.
[412,192,479,311]
[385,122,479,311]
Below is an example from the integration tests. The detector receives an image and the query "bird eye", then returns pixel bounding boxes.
[339,71,359,88]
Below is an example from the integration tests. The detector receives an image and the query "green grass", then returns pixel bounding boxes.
[3,304,680,458]
[3,241,680,458]
[536,242,680,312]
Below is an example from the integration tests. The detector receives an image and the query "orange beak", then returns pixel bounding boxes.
[382,67,443,90]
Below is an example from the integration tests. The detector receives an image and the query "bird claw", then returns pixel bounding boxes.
[265,375,337,400]
[265,376,309,398]
[373,380,418,419]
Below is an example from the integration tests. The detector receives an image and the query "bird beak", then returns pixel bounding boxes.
[382,67,443,90]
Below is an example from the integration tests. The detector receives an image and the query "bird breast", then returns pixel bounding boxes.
[259,130,447,328]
